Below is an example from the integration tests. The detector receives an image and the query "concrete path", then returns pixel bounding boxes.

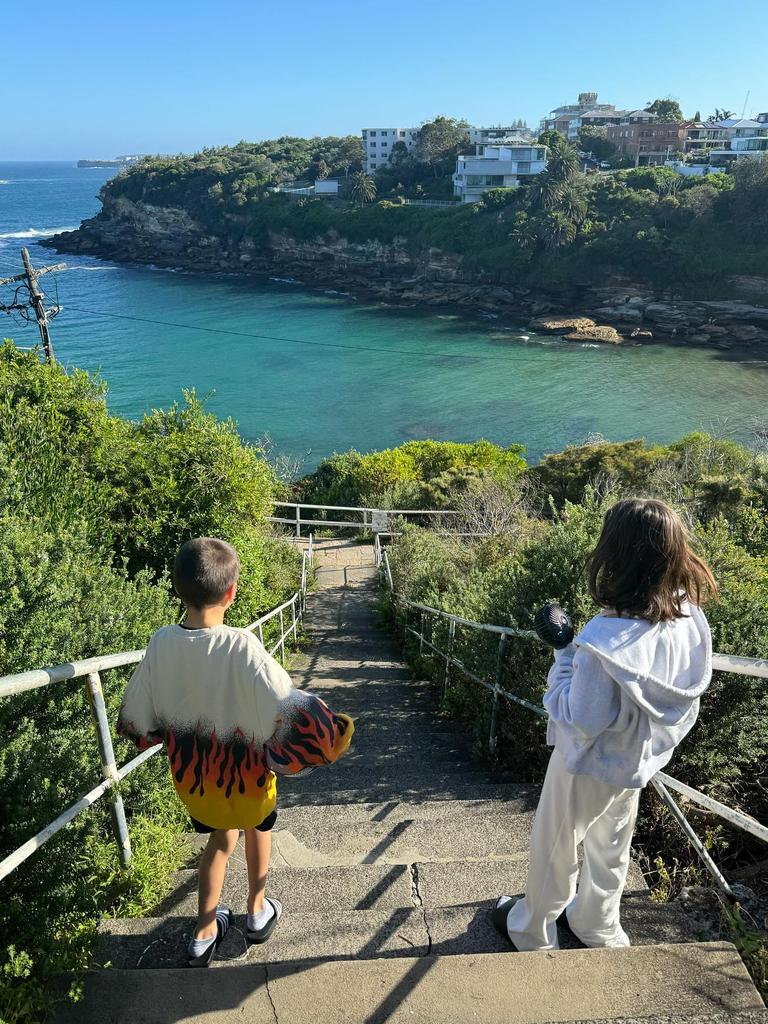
[57,540,766,1023]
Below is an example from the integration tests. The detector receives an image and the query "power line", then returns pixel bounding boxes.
[63,304,526,361]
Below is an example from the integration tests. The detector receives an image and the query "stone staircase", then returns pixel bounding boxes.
[58,540,767,1024]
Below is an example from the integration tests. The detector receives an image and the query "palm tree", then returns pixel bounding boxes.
[710,108,735,122]
[527,172,564,211]
[349,171,377,205]
[557,182,588,226]
[546,139,580,182]
[539,212,577,249]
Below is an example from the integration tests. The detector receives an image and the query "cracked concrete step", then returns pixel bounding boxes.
[95,907,430,969]
[274,792,541,828]
[58,943,765,1023]
[94,893,693,972]
[167,855,647,917]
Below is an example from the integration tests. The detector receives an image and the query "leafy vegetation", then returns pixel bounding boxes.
[379,431,768,906]
[0,342,300,1022]
[300,439,527,510]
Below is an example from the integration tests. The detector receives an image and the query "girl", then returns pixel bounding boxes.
[494,497,717,951]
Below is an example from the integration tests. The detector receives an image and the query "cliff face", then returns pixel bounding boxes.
[46,198,768,348]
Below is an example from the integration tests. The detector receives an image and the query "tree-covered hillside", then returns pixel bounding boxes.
[95,130,768,294]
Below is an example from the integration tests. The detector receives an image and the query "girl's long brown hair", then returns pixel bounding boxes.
[586,498,718,623]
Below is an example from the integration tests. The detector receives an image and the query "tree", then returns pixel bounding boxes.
[415,116,470,177]
[709,108,735,122]
[539,211,577,248]
[538,128,567,149]
[645,98,684,122]
[546,137,581,181]
[577,125,617,162]
[349,170,377,204]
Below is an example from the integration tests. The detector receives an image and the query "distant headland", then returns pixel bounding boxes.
[77,155,143,168]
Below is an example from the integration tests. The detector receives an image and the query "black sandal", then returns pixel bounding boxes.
[187,906,233,967]
[247,897,283,944]
[491,895,516,945]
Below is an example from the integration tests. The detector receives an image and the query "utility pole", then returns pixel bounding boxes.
[0,248,65,362]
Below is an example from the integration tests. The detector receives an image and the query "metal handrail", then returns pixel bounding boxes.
[0,539,314,883]
[269,500,459,537]
[380,549,768,898]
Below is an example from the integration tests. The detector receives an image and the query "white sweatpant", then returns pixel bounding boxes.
[505,747,641,951]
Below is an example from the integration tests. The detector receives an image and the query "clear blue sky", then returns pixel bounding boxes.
[5,0,767,160]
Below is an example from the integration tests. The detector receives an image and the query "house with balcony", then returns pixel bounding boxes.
[453,144,548,203]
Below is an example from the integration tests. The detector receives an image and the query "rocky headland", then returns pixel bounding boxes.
[44,196,768,349]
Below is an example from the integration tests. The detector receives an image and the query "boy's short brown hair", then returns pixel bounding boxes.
[173,538,240,609]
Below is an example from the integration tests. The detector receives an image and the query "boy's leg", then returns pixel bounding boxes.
[503,749,620,950]
[196,828,240,940]
[565,786,640,948]
[244,823,272,917]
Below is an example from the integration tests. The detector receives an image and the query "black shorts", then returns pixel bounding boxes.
[190,809,278,835]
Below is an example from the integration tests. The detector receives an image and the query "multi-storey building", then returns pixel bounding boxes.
[360,128,419,172]
[453,143,548,202]
[607,113,687,165]
[361,123,534,172]
[541,93,627,140]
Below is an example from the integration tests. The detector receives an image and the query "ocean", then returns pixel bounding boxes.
[1,161,767,470]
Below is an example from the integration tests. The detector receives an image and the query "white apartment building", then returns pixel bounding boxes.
[361,123,535,172]
[453,144,548,202]
[361,127,418,172]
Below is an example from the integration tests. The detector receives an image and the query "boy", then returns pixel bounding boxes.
[117,537,354,967]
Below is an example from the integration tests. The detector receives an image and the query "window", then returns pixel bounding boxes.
[370,161,377,168]
[399,130,406,137]
[370,141,376,147]
[517,161,531,173]
[370,130,377,136]
[381,141,388,147]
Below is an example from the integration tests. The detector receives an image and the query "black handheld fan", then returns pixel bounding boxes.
[533,603,574,650]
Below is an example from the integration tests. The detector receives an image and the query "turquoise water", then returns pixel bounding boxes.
[2,161,767,469]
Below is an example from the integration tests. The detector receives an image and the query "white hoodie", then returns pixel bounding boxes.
[544,601,712,789]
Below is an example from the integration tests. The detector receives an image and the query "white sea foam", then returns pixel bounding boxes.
[0,226,76,239]
[0,179,11,185]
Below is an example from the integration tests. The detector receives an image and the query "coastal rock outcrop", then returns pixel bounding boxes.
[44,199,768,351]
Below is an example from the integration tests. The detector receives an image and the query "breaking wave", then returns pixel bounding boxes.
[0,226,76,239]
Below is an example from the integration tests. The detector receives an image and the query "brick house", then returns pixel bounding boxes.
[607,114,688,165]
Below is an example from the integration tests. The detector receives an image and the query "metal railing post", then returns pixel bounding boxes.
[258,622,265,646]
[295,505,301,538]
[84,671,132,869]
[651,777,734,899]
[419,612,425,656]
[291,597,298,648]
[279,608,286,664]
[443,619,456,698]
[489,634,507,754]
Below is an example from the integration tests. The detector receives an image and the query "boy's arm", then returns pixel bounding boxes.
[254,651,354,775]
[543,643,620,739]
[116,647,163,751]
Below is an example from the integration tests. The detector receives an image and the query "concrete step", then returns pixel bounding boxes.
[269,806,536,865]
[277,781,546,808]
[168,855,647,917]
[95,892,694,972]
[156,862,414,916]
[64,943,765,1022]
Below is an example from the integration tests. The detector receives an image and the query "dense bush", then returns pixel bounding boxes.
[300,439,527,510]
[0,342,301,1021]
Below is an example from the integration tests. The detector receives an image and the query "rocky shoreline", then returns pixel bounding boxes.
[43,197,768,350]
